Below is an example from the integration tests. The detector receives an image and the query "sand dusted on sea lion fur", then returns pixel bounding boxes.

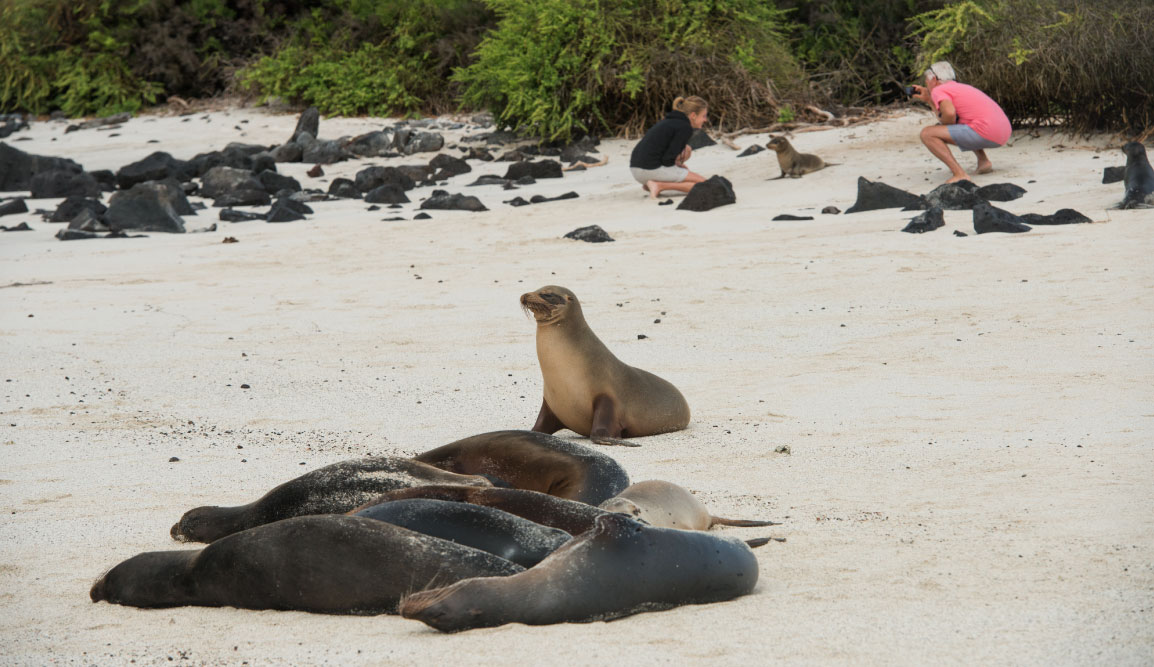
[520,285,690,447]
[170,457,492,544]
[399,513,759,632]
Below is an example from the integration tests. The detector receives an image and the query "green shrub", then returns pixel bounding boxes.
[0,0,163,116]
[240,0,492,116]
[456,0,805,140]
[910,0,1154,134]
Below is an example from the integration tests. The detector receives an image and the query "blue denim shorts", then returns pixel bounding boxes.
[947,124,1002,152]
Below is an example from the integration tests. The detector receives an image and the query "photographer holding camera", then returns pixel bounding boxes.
[909,61,1011,184]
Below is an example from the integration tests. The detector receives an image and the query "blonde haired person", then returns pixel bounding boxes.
[911,61,1012,184]
[629,96,709,199]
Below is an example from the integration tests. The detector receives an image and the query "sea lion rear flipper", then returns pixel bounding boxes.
[745,537,787,548]
[590,435,642,448]
[711,517,783,527]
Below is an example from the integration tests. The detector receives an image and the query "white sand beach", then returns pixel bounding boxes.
[1,106,1151,665]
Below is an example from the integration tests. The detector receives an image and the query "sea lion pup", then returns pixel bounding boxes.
[599,480,781,530]
[351,485,610,536]
[170,457,491,544]
[1121,141,1154,209]
[400,513,759,632]
[766,135,835,179]
[414,429,630,505]
[520,285,690,447]
[92,515,522,613]
[354,499,572,568]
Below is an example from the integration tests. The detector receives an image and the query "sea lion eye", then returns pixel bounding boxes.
[541,293,564,304]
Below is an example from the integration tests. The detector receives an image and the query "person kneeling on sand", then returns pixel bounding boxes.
[629,96,709,199]
[912,61,1011,184]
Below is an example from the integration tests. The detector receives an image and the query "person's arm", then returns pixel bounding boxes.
[936,98,958,125]
[661,126,693,166]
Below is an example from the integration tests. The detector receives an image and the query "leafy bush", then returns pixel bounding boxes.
[456,0,805,140]
[910,0,1154,134]
[0,0,163,116]
[240,0,493,116]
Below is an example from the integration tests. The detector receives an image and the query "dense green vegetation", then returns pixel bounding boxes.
[0,0,1149,137]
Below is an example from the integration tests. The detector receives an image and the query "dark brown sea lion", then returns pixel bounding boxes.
[399,513,759,632]
[350,485,611,536]
[414,429,630,505]
[520,285,690,447]
[598,480,781,530]
[766,136,835,178]
[92,515,522,613]
[170,457,491,543]
[354,498,571,568]
[1121,141,1154,209]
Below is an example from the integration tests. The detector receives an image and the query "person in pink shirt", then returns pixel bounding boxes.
[911,61,1012,184]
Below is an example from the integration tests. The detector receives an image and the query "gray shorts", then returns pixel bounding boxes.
[630,165,689,185]
[948,124,1002,152]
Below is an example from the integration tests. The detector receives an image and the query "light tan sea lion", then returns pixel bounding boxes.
[520,285,690,447]
[599,480,781,530]
[766,135,835,179]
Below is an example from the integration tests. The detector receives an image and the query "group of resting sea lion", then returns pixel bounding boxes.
[91,287,780,632]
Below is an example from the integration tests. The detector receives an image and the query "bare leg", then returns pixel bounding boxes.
[589,394,640,447]
[974,149,993,174]
[920,125,970,184]
[531,398,565,434]
[645,171,706,199]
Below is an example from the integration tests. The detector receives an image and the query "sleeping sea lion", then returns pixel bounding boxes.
[400,513,759,632]
[170,456,491,543]
[92,515,522,613]
[414,429,630,505]
[520,285,690,447]
[766,136,835,178]
[354,498,571,568]
[598,480,781,530]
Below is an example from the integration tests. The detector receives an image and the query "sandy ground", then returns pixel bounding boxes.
[1,106,1152,666]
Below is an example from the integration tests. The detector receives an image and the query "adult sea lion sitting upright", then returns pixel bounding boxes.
[520,285,690,447]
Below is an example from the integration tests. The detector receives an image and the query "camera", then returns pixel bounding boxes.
[904,86,917,96]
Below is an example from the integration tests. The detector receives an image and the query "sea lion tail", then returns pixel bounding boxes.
[744,537,787,548]
[711,517,782,527]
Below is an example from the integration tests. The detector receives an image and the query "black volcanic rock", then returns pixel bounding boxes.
[1019,209,1091,225]
[364,184,410,204]
[901,206,945,233]
[468,175,510,187]
[429,153,471,177]
[200,166,263,200]
[56,228,99,240]
[50,196,106,223]
[973,202,1031,234]
[1,221,31,231]
[266,198,312,223]
[30,170,101,198]
[772,213,813,221]
[354,166,415,193]
[503,160,562,180]
[345,130,395,158]
[924,181,984,210]
[419,192,487,212]
[845,177,927,213]
[737,145,765,157]
[0,198,28,217]
[104,182,188,233]
[219,208,265,222]
[564,224,614,243]
[1102,166,1125,184]
[116,151,192,189]
[0,142,83,191]
[688,129,715,149]
[327,178,361,199]
[677,175,735,212]
[213,189,270,208]
[257,170,301,195]
[976,182,1027,202]
[289,107,320,144]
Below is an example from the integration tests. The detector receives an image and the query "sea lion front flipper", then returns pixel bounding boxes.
[589,395,641,447]
[531,399,565,434]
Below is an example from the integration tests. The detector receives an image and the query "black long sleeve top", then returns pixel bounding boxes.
[629,110,693,169]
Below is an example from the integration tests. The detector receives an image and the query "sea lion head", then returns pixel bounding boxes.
[519,285,580,325]
[766,136,789,153]
[598,496,644,519]
[1122,141,1148,162]
[170,505,240,544]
